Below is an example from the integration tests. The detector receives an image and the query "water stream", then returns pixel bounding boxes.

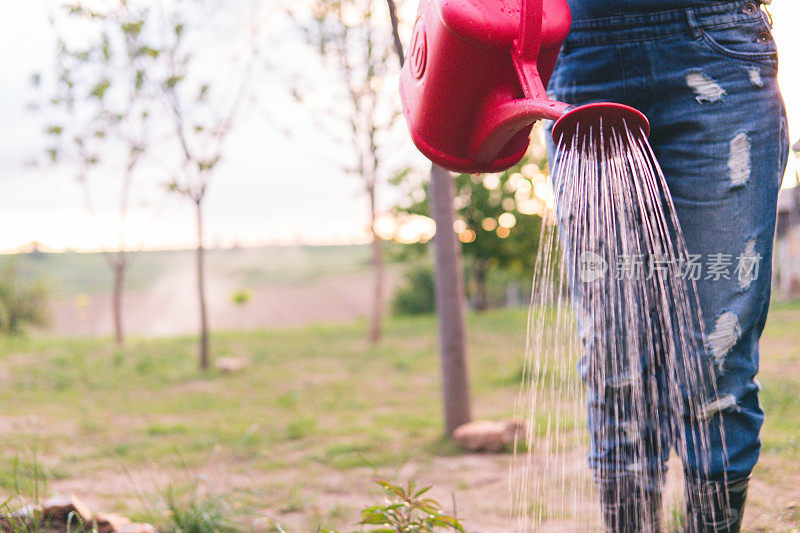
[511,121,727,531]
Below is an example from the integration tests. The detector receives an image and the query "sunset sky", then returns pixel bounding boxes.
[1,1,798,252]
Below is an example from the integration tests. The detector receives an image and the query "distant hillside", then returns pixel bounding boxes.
[2,244,373,296]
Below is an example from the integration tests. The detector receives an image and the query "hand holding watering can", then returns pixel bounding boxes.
[399,0,649,174]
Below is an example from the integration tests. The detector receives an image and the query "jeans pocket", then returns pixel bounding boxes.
[697,20,777,65]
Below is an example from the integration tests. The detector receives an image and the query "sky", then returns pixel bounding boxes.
[0,1,798,252]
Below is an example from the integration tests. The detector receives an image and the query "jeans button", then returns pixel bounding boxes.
[743,2,758,15]
[757,31,771,43]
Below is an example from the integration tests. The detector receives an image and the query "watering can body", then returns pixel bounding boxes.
[400,0,572,173]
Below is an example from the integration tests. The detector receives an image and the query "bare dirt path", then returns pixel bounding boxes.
[48,271,400,338]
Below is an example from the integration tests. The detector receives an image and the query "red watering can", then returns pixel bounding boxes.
[399,0,650,173]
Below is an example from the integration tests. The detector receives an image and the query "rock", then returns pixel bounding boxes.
[216,356,251,373]
[117,523,157,533]
[96,512,132,533]
[453,419,526,452]
[42,494,93,524]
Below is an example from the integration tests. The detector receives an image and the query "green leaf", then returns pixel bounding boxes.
[359,512,390,525]
[121,20,144,37]
[197,84,209,102]
[415,505,439,515]
[164,75,184,90]
[135,70,145,91]
[90,78,111,100]
[377,480,406,500]
[413,486,432,499]
[101,32,111,61]
[137,46,160,58]
[197,158,219,172]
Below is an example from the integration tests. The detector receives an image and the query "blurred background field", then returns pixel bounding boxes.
[1,245,402,337]
[8,245,374,295]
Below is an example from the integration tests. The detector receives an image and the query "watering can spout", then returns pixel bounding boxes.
[552,103,651,147]
[470,99,572,167]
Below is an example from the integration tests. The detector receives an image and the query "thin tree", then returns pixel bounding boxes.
[36,1,159,345]
[157,2,263,370]
[303,0,402,346]
[384,1,471,434]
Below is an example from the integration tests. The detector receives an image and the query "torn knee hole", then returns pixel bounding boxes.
[705,311,741,374]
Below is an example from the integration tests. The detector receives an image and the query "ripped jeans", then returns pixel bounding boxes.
[545,0,789,484]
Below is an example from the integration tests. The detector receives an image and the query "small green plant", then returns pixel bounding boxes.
[359,480,464,532]
[286,417,317,440]
[230,289,252,306]
[391,265,435,316]
[0,260,49,335]
[162,484,235,533]
[665,501,686,532]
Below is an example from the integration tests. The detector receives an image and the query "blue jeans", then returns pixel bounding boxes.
[545,0,789,483]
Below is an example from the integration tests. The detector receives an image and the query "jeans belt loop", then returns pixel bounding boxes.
[684,8,701,40]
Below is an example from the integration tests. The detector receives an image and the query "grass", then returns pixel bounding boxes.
[0,305,798,531]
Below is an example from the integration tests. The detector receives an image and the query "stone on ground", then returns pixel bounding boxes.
[96,512,132,533]
[216,356,251,373]
[42,494,93,524]
[453,419,526,452]
[9,495,158,533]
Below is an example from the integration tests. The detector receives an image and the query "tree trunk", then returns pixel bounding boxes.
[368,186,384,345]
[430,163,472,435]
[195,199,210,370]
[381,2,471,436]
[112,254,127,346]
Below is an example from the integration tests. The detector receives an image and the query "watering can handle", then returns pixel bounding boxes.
[517,0,542,63]
[472,0,571,165]
[513,0,548,101]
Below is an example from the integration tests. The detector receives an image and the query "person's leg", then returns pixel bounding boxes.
[641,6,788,531]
